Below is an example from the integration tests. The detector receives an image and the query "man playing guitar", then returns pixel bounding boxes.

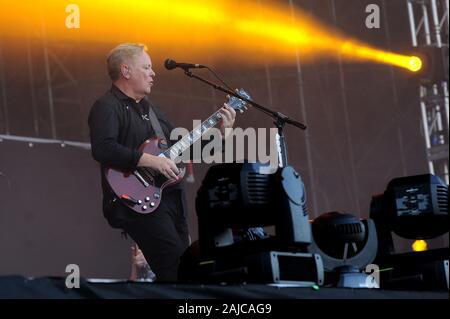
[88,43,236,282]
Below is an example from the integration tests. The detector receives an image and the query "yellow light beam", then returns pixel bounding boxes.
[0,0,421,71]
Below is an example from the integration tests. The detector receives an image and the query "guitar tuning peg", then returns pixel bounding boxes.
[239,109,244,114]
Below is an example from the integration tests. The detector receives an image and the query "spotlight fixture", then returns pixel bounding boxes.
[179,162,324,285]
[370,174,449,290]
[308,212,378,288]
[370,174,448,241]
[410,46,449,84]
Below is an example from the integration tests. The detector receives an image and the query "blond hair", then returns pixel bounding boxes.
[106,43,148,81]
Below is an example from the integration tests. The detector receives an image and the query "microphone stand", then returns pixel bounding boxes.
[183,69,307,167]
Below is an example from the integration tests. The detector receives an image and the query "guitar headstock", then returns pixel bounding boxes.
[226,89,251,114]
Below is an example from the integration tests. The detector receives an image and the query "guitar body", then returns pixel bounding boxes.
[105,138,185,214]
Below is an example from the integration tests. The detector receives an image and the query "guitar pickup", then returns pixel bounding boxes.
[120,194,141,205]
[133,170,150,187]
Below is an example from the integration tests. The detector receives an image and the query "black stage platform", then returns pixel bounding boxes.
[0,276,447,299]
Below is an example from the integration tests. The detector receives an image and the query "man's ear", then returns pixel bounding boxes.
[120,64,131,79]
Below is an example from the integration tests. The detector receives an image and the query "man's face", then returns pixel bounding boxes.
[127,51,155,96]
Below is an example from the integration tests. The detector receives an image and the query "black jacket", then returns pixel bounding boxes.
[88,85,183,225]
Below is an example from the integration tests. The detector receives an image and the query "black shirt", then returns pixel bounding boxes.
[88,85,181,220]
[88,85,175,170]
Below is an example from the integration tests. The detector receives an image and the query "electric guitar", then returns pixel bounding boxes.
[105,89,251,214]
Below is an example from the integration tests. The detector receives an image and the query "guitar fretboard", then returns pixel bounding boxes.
[161,110,223,160]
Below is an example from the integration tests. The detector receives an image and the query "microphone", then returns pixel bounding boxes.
[164,59,206,70]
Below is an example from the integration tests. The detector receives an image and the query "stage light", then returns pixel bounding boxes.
[308,212,378,288]
[408,56,422,72]
[371,174,448,240]
[311,212,370,260]
[410,46,449,83]
[179,162,324,285]
[195,162,312,252]
[412,240,428,252]
[370,174,449,290]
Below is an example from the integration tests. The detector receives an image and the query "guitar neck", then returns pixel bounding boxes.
[161,109,223,160]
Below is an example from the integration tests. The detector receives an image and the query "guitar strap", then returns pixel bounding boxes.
[147,104,168,150]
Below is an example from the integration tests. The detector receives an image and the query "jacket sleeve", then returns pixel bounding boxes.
[88,100,142,170]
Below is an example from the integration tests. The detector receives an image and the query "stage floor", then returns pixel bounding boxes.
[0,276,447,299]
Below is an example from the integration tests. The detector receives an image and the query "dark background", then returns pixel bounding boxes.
[0,0,446,279]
